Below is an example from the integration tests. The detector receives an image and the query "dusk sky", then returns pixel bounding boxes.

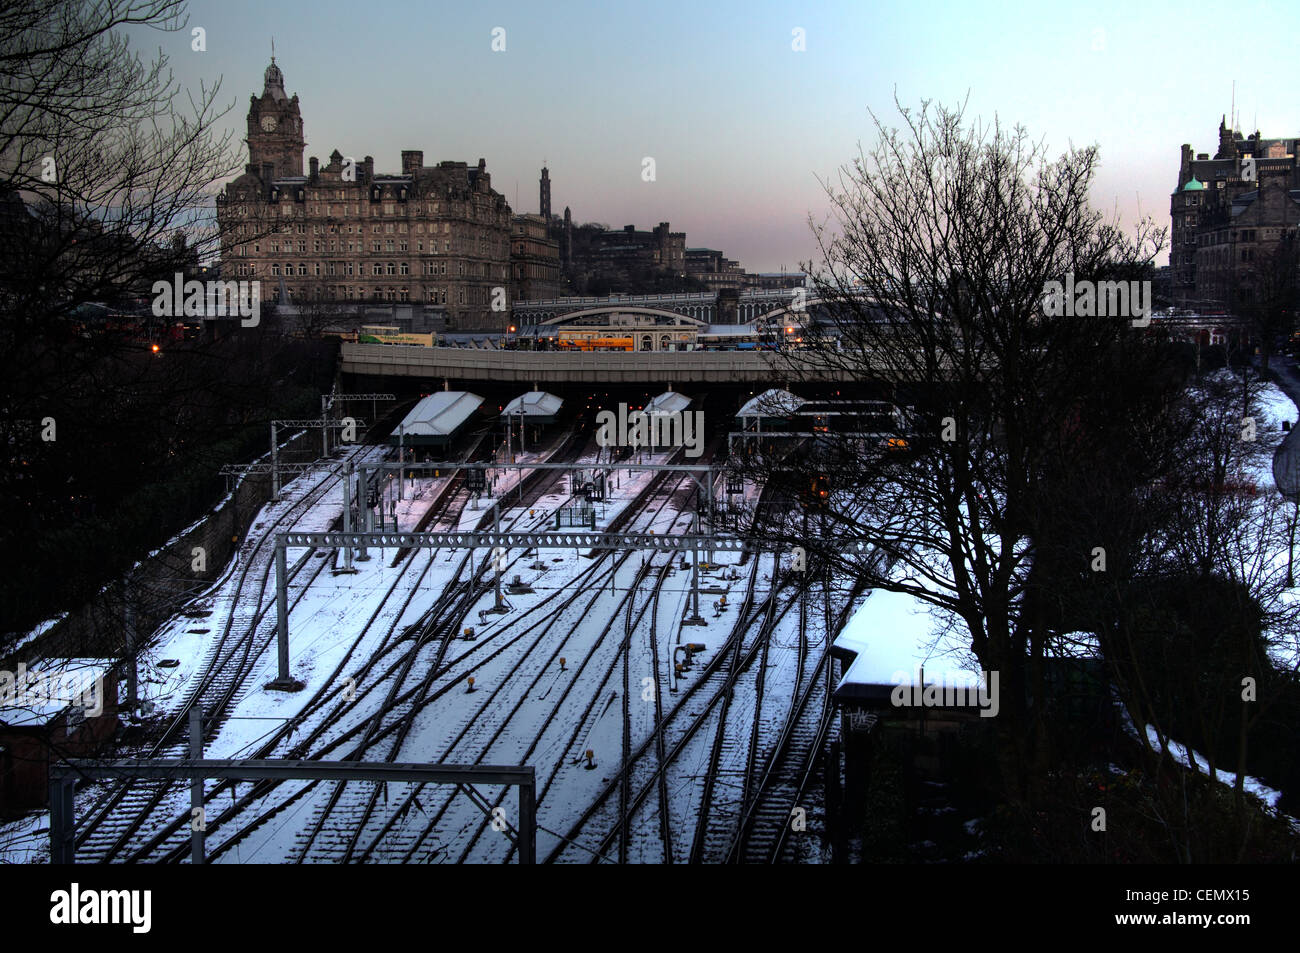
[141,0,1298,271]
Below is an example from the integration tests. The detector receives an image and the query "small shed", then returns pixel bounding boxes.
[0,659,120,811]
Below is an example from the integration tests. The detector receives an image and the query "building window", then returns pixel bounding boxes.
[386,262,396,275]
[400,262,409,275]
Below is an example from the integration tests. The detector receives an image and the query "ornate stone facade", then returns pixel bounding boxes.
[217,60,513,331]
[1171,118,1300,309]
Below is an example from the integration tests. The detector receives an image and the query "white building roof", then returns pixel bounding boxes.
[645,391,692,416]
[833,591,978,692]
[736,388,805,418]
[501,391,563,417]
[0,658,113,728]
[394,392,483,439]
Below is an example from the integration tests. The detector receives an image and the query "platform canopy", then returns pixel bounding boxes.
[644,390,692,416]
[391,392,483,447]
[501,391,563,424]
[736,388,804,419]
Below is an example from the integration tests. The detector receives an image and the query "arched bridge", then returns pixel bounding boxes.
[512,288,823,328]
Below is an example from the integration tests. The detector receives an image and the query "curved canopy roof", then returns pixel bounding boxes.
[736,388,805,418]
[501,391,563,418]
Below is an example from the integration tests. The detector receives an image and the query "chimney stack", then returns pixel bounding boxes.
[401,150,424,175]
[309,156,319,178]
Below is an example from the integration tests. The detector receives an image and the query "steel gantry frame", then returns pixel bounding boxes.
[355,459,724,553]
[269,418,370,499]
[49,758,536,864]
[269,529,877,688]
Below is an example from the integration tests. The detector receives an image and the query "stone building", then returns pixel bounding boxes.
[1171,118,1300,309]
[217,58,513,331]
[569,222,686,284]
[685,247,744,291]
[511,211,562,300]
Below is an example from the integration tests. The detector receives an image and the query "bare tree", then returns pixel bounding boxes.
[735,97,1170,804]
[1231,232,1300,373]
[0,1,319,641]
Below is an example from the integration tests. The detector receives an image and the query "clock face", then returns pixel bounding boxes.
[260,115,277,132]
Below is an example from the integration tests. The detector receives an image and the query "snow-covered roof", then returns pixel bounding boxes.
[833,590,980,703]
[736,388,805,418]
[394,392,483,439]
[0,658,113,728]
[501,391,563,418]
[645,391,692,416]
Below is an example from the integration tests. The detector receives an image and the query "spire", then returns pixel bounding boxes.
[263,44,286,102]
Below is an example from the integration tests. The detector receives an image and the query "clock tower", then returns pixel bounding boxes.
[246,55,304,177]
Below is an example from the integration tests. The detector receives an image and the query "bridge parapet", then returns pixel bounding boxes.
[342,342,791,383]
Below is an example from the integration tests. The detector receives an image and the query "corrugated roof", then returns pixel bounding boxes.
[394,392,483,439]
[502,391,563,417]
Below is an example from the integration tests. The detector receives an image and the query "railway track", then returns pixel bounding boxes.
[67,418,862,864]
[73,444,380,860]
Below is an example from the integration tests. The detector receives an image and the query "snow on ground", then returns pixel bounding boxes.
[36,431,784,863]
[1117,707,1286,812]
[4,613,67,656]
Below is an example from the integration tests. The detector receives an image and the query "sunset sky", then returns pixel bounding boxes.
[140,0,1299,271]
